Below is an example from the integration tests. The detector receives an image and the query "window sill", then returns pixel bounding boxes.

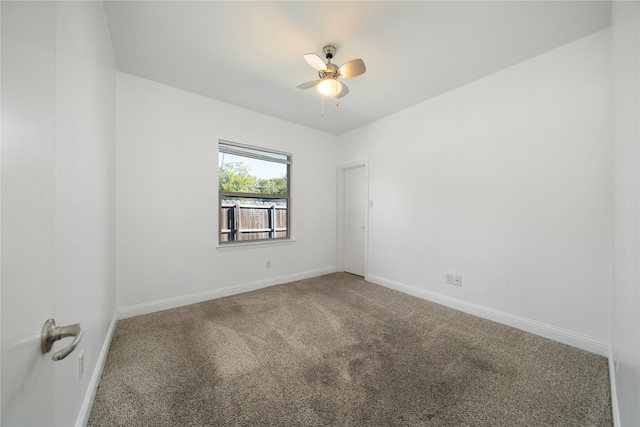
[216,239,296,252]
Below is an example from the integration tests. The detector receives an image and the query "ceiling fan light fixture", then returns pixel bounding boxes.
[317,79,342,97]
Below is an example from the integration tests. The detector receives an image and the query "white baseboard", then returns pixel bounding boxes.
[368,274,609,357]
[76,311,118,427]
[608,345,621,427]
[117,266,338,320]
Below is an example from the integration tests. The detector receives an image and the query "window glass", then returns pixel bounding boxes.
[218,141,290,244]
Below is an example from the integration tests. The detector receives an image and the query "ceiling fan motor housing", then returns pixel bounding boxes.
[319,63,339,79]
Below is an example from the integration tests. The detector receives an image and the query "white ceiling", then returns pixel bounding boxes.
[103,1,611,135]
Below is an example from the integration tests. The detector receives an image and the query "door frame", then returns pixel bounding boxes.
[337,160,369,279]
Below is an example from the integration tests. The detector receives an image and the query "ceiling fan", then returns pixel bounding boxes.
[297,45,366,99]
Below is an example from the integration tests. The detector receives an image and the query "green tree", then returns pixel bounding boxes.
[257,176,287,195]
[219,161,258,192]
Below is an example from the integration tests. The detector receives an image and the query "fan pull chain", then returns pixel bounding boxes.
[320,96,339,116]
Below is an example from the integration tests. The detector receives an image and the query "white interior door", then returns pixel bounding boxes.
[1,2,57,425]
[343,166,366,276]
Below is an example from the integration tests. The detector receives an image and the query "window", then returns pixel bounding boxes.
[218,140,291,244]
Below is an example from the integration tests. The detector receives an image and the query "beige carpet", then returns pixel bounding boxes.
[88,273,612,426]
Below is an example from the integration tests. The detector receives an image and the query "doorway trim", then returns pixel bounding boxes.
[337,160,369,279]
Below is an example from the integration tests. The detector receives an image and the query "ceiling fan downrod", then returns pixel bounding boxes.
[322,45,336,60]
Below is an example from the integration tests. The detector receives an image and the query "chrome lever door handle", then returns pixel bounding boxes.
[41,319,83,361]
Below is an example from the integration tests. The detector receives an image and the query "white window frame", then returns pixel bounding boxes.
[218,140,292,246]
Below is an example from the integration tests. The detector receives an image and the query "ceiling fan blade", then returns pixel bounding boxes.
[336,82,350,98]
[338,59,366,78]
[297,80,321,90]
[303,53,327,71]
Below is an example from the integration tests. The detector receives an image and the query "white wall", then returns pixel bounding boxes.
[611,1,640,426]
[116,73,338,314]
[53,2,117,426]
[338,30,612,355]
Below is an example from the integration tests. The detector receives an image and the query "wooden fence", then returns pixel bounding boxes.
[221,202,287,242]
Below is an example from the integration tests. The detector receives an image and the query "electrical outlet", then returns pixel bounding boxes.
[446,274,454,285]
[78,350,84,381]
[266,260,271,269]
[454,275,462,286]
